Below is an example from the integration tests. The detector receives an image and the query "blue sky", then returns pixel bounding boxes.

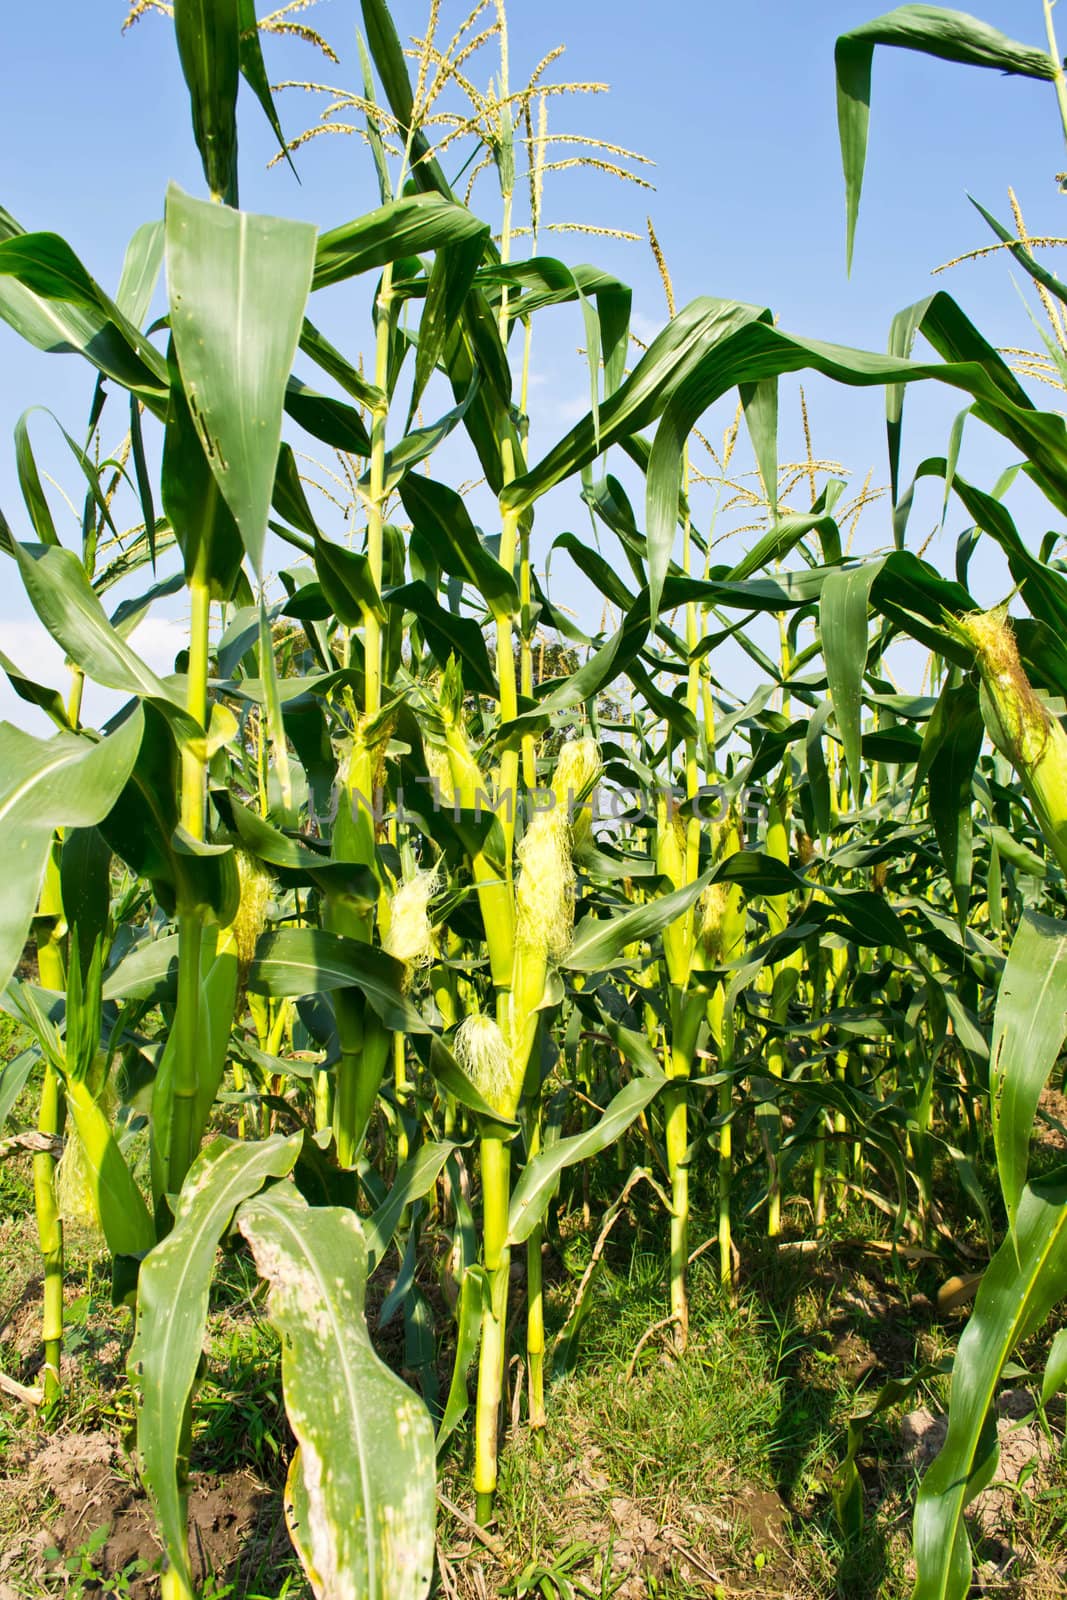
[1,0,1065,725]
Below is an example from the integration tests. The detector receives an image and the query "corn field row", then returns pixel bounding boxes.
[3,4,1067,1598]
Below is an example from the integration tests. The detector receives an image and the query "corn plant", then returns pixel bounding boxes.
[8,3,1067,1597]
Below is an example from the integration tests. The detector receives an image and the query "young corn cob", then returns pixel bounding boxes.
[471,734,601,1516]
[949,607,1067,874]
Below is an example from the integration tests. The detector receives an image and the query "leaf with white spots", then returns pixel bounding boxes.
[236,1184,435,1600]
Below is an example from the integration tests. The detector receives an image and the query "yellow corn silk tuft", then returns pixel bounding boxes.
[514,735,602,961]
[454,1014,513,1117]
[229,850,273,976]
[515,807,575,961]
[950,607,1067,874]
[423,737,456,805]
[551,735,602,852]
[383,866,440,976]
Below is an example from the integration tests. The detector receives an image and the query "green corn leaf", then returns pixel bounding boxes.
[835,6,1055,271]
[248,927,429,1034]
[410,230,489,421]
[272,441,320,539]
[373,385,479,496]
[314,533,386,629]
[0,649,73,731]
[913,1171,1067,1600]
[984,824,1045,879]
[110,571,189,643]
[387,580,497,699]
[313,194,487,291]
[820,563,880,799]
[508,297,760,521]
[507,1075,669,1245]
[0,225,169,409]
[990,911,1067,1233]
[114,220,164,328]
[359,0,452,198]
[823,886,911,951]
[150,938,240,1211]
[436,1265,488,1451]
[173,0,240,204]
[235,1184,435,1600]
[741,375,779,520]
[726,492,844,584]
[15,407,122,551]
[236,0,298,179]
[102,934,180,1004]
[365,1140,460,1273]
[300,318,385,411]
[166,183,317,576]
[99,705,239,922]
[284,377,373,458]
[214,793,378,908]
[916,679,983,922]
[422,1036,519,1129]
[60,828,112,968]
[1042,1327,1067,1407]
[805,701,834,841]
[129,1135,302,1596]
[397,474,519,620]
[564,872,713,973]
[11,541,180,712]
[969,194,1067,309]
[833,1363,951,1542]
[0,710,143,998]
[508,295,1067,524]
[64,1079,155,1264]
[0,1049,37,1132]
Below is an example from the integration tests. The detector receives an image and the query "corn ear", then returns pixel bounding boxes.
[949,608,1067,875]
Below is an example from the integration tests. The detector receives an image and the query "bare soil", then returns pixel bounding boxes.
[0,1426,280,1595]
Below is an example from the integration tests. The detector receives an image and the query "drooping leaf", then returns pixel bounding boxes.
[248,927,429,1034]
[64,1079,155,1264]
[313,195,487,291]
[507,1075,668,1245]
[834,7,1055,270]
[364,1141,460,1274]
[0,711,143,998]
[397,474,519,620]
[173,0,240,204]
[0,225,168,408]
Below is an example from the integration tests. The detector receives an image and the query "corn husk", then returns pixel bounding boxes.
[56,1069,115,1231]
[701,807,746,963]
[229,850,273,977]
[552,736,602,851]
[949,608,1067,874]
